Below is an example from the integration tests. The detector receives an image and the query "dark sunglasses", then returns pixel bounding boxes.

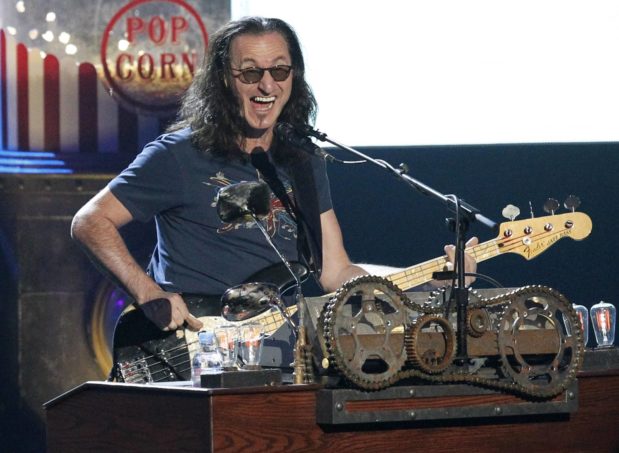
[231,65,292,84]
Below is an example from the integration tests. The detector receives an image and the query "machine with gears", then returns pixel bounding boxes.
[300,201,592,407]
[309,278,583,399]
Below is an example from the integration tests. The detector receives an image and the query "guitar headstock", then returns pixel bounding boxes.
[495,207,592,260]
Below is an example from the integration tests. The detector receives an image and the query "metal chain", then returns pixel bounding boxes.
[323,279,584,398]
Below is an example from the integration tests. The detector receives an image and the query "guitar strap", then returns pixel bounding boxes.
[250,149,298,221]
[250,149,323,278]
[286,157,323,278]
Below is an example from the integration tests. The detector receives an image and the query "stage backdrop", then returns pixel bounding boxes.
[1,1,617,451]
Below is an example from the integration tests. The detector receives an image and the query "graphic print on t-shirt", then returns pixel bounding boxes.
[203,171,297,240]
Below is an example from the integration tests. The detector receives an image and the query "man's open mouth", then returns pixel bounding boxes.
[251,96,275,108]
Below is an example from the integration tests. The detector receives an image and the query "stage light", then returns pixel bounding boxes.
[59,32,70,44]
[65,44,77,56]
[118,39,130,52]
[591,301,616,348]
[41,30,54,42]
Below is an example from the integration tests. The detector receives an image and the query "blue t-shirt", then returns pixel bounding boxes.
[109,128,332,295]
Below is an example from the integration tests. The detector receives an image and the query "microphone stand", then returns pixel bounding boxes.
[216,181,312,383]
[250,213,312,384]
[308,129,498,360]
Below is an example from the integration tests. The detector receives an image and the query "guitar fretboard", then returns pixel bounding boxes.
[386,239,501,290]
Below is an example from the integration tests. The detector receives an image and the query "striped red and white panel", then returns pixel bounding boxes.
[0,28,169,156]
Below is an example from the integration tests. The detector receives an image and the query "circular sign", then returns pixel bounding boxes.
[101,0,208,116]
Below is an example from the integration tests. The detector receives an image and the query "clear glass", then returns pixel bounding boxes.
[239,322,264,370]
[590,301,616,348]
[214,325,239,370]
[573,304,589,347]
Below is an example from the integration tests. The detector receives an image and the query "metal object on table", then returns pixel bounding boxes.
[307,281,584,399]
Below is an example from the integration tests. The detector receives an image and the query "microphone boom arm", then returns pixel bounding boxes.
[305,125,499,360]
[307,127,498,232]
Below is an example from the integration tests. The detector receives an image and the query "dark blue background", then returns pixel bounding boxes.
[326,142,617,309]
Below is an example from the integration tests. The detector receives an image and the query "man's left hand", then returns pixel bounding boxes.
[444,236,479,287]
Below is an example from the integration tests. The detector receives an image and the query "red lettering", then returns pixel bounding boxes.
[160,53,177,79]
[126,17,144,43]
[148,16,166,45]
[137,53,154,79]
[171,16,189,43]
[181,51,197,76]
[115,53,134,80]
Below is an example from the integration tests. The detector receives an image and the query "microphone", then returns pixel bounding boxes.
[274,122,335,162]
[296,124,327,141]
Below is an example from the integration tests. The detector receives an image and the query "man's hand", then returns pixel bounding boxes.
[444,236,479,287]
[139,292,203,332]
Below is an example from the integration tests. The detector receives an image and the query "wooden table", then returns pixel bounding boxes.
[45,352,619,452]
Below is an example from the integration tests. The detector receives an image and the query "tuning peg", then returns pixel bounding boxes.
[543,198,560,215]
[564,195,581,212]
[501,204,520,221]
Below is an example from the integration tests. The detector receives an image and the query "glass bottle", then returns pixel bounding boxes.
[191,331,223,387]
[200,331,223,375]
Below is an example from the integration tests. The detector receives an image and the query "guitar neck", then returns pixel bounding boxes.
[386,239,501,291]
[239,211,591,335]
[255,305,299,337]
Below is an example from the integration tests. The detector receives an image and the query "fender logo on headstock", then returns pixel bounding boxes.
[524,228,574,259]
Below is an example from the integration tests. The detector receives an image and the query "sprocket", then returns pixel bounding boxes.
[496,286,584,398]
[406,314,456,374]
[467,307,491,337]
[323,276,409,390]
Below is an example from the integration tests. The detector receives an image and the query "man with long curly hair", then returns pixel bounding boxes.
[72,16,477,347]
[71,17,371,334]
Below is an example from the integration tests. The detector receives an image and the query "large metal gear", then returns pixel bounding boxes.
[496,286,584,398]
[323,276,409,390]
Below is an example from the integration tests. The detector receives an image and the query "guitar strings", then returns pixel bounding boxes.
[147,345,195,380]
[120,339,198,382]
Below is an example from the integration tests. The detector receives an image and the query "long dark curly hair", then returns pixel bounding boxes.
[168,17,317,163]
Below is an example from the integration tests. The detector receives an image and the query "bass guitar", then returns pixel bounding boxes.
[112,211,592,383]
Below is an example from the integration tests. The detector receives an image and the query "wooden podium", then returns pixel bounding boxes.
[46,350,619,452]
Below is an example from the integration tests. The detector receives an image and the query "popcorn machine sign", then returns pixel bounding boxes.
[101,0,208,115]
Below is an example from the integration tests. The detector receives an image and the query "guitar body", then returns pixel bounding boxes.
[113,307,193,382]
[112,263,308,383]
